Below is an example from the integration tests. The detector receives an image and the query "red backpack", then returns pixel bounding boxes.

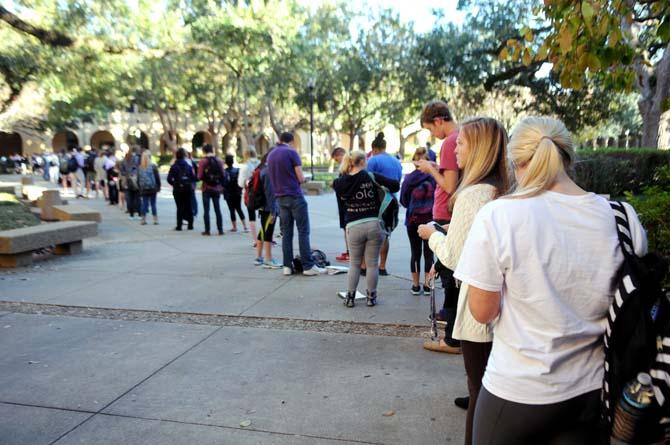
[244,166,265,210]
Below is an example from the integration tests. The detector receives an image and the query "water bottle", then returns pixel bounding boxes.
[611,372,655,444]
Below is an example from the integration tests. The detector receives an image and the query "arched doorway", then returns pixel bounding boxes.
[255,135,271,156]
[160,132,182,154]
[90,130,115,150]
[126,128,149,150]
[192,131,212,154]
[0,132,22,157]
[52,130,79,152]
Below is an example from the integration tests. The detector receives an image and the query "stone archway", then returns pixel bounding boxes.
[52,130,79,152]
[126,128,149,150]
[192,131,212,154]
[90,130,115,150]
[0,132,22,157]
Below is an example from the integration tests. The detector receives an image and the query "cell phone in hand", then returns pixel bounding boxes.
[430,221,447,235]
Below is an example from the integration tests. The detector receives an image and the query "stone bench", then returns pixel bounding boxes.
[302,181,326,196]
[0,221,98,267]
[52,205,101,223]
[38,190,65,221]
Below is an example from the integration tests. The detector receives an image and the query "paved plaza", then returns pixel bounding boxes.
[0,175,466,444]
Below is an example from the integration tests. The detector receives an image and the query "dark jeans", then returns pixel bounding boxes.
[141,193,157,217]
[434,219,459,343]
[191,188,197,216]
[462,341,493,445]
[173,190,193,229]
[225,194,246,222]
[473,387,600,445]
[202,190,223,233]
[278,195,313,270]
[126,189,140,216]
[407,224,433,273]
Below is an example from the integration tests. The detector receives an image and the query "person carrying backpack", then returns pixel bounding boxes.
[120,150,140,219]
[400,147,436,296]
[333,150,400,308]
[223,154,248,232]
[239,147,260,246]
[454,116,647,444]
[167,148,195,231]
[197,144,225,236]
[84,148,97,198]
[137,149,161,225]
[252,153,281,268]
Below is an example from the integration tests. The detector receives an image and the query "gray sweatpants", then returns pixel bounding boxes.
[346,221,384,294]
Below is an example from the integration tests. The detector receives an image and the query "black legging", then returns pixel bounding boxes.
[173,190,193,229]
[225,194,246,223]
[407,224,433,273]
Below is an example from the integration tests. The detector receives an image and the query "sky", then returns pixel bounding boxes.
[296,0,466,33]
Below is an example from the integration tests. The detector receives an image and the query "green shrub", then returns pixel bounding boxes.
[574,149,670,197]
[156,154,174,167]
[625,187,670,259]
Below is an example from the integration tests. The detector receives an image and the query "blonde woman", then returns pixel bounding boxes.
[238,147,260,245]
[454,117,647,444]
[333,150,399,308]
[418,117,509,445]
[137,149,161,225]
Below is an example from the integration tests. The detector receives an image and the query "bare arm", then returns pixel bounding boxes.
[468,286,501,323]
[294,165,305,183]
[414,160,458,194]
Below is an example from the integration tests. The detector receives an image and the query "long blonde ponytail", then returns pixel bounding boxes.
[339,150,366,175]
[508,117,574,199]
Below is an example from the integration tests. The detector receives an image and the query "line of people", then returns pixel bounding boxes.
[331,99,649,444]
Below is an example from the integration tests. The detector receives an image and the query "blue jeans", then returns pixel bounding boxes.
[141,193,157,217]
[278,195,313,270]
[202,190,222,233]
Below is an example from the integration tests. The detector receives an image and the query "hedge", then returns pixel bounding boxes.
[573,149,670,197]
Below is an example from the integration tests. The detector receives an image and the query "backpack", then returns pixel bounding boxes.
[138,166,157,192]
[227,167,241,195]
[245,166,265,210]
[293,249,330,273]
[59,155,70,174]
[203,157,224,186]
[407,179,435,225]
[85,154,96,172]
[368,172,399,234]
[67,155,79,173]
[126,165,139,191]
[602,201,670,441]
[172,164,193,193]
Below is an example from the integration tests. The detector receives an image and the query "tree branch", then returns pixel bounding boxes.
[0,6,74,47]
[483,61,543,90]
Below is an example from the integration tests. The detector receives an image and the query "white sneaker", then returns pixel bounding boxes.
[303,266,326,276]
[283,267,292,276]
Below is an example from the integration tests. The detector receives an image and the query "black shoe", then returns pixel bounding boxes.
[379,268,389,276]
[423,284,431,294]
[454,396,469,410]
[201,231,210,236]
[344,292,355,308]
[366,290,377,307]
[360,268,366,276]
[218,230,224,235]
[187,225,194,230]
[175,227,182,231]
[411,285,421,295]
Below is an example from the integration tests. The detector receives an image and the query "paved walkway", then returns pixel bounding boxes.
[0,174,466,444]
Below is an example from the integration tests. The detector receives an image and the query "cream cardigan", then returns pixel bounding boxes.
[428,183,496,343]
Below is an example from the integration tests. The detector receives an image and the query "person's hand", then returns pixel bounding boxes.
[428,264,436,282]
[417,223,436,240]
[413,159,437,174]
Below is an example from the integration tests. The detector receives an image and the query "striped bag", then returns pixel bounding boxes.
[602,201,670,440]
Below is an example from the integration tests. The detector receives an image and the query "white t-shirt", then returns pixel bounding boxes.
[455,191,647,405]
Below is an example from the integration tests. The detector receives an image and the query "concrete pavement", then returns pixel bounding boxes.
[0,174,466,444]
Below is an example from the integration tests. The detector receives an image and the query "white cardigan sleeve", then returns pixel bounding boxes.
[428,185,496,271]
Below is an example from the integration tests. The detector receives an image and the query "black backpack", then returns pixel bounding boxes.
[292,249,330,273]
[602,201,670,441]
[85,154,96,172]
[67,155,79,173]
[173,164,193,193]
[203,157,224,186]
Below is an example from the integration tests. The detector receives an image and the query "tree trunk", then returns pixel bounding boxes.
[222,132,233,153]
[635,46,670,148]
[348,129,355,151]
[399,129,406,160]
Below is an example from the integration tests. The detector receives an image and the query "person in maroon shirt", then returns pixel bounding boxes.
[197,144,226,236]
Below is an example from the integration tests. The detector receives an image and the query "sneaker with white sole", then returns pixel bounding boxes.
[283,267,293,276]
[303,265,326,276]
[263,259,282,269]
[253,257,264,266]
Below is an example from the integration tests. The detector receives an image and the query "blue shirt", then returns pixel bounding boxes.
[267,144,303,197]
[367,152,402,182]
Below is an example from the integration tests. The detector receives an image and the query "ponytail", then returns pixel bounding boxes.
[339,150,366,175]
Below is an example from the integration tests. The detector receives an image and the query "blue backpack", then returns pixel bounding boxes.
[138,166,157,192]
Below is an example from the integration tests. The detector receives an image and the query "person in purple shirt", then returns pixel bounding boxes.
[365,132,402,276]
[267,132,324,276]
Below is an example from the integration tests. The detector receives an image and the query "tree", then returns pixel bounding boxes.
[504,0,670,148]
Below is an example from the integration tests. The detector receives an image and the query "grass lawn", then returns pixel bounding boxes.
[0,193,40,231]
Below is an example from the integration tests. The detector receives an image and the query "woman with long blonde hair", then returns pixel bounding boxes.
[137,149,161,225]
[418,117,509,445]
[333,150,400,308]
[455,117,647,443]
